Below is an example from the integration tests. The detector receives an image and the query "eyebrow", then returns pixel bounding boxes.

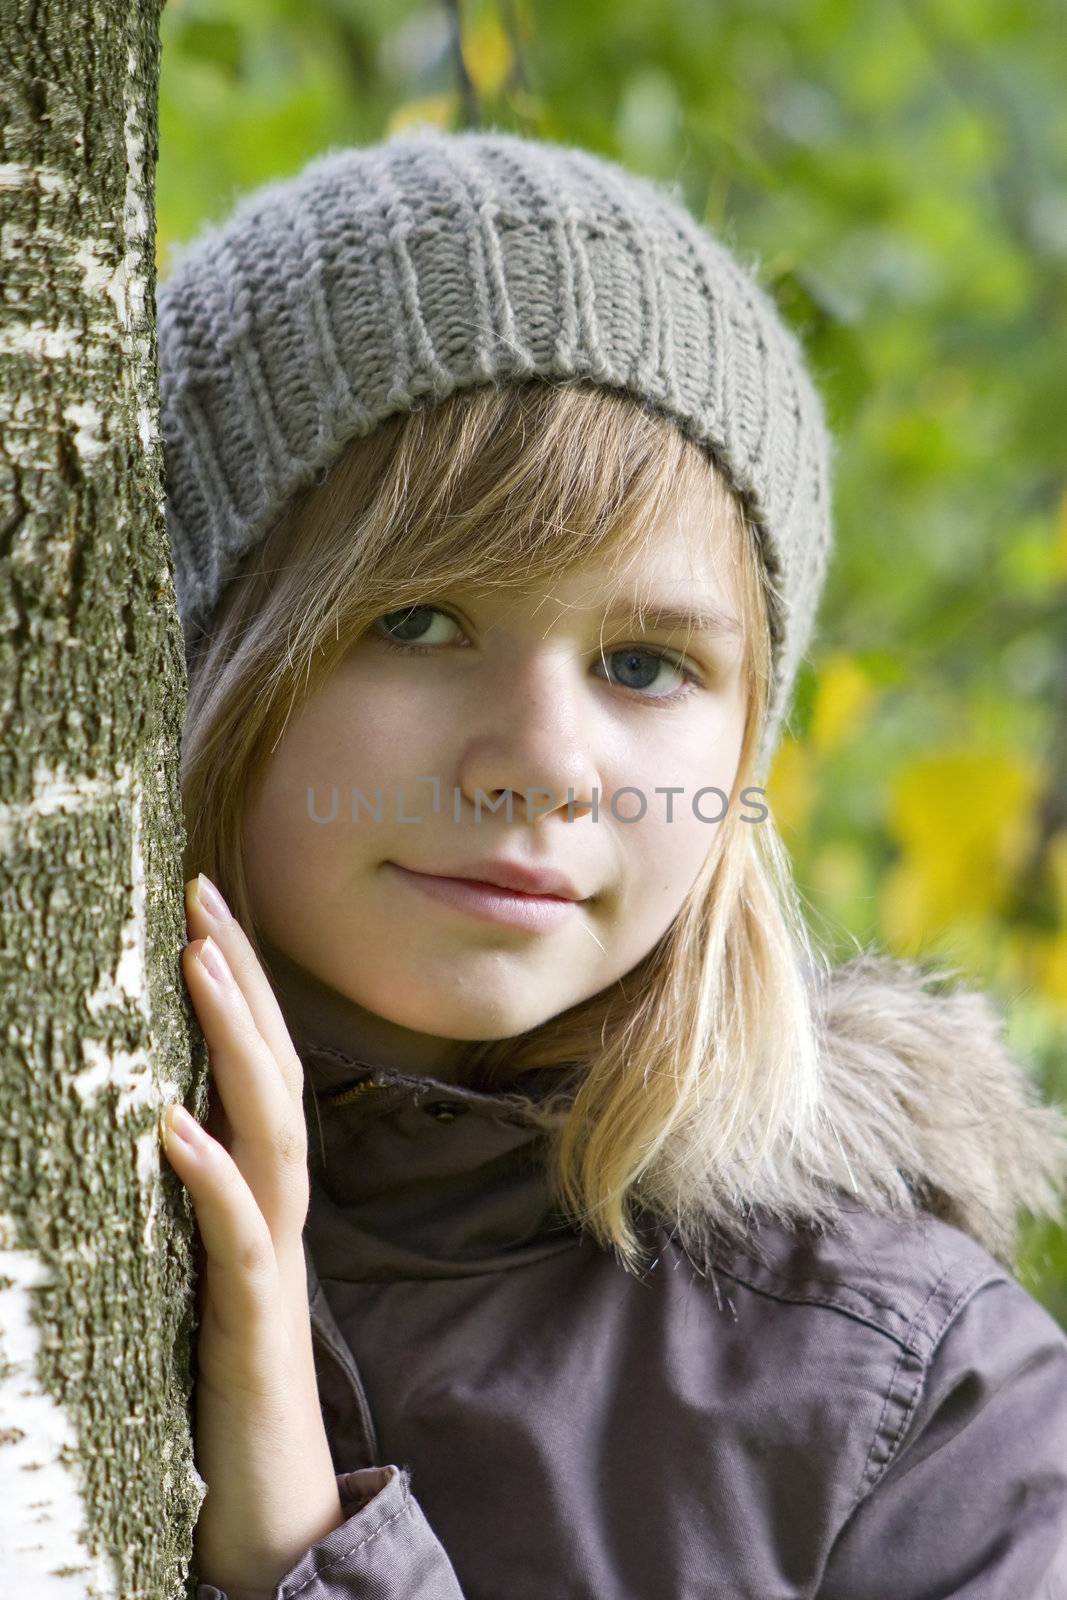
[598,600,743,640]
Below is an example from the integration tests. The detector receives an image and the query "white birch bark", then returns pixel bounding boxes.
[1,3,205,1594]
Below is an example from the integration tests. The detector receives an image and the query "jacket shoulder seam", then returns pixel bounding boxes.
[850,1267,999,1507]
[702,1244,1006,1354]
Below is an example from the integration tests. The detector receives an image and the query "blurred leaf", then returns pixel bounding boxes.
[386,93,460,135]
[810,840,871,928]
[1050,830,1067,924]
[461,13,513,99]
[617,67,683,167]
[810,653,878,755]
[1054,488,1067,580]
[998,509,1067,594]
[1042,931,1067,1007]
[766,735,817,842]
[881,750,1042,941]
[174,18,244,76]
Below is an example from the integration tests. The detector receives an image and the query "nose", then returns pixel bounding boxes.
[455,646,601,821]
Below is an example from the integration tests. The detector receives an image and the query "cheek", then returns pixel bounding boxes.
[302,678,447,793]
[247,694,400,834]
[240,689,428,900]
[632,807,716,904]
[605,745,729,925]
[240,777,309,925]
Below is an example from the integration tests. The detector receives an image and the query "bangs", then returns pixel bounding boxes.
[210,378,764,683]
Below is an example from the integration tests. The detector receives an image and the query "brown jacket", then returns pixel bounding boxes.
[197,955,1067,1598]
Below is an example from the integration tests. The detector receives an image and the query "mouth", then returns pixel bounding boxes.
[384,862,585,932]
[406,858,586,900]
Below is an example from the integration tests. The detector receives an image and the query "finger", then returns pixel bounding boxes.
[159,1102,282,1360]
[185,875,305,1101]
[183,938,309,1239]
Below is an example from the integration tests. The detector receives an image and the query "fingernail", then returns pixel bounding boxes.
[197,936,234,987]
[159,1104,199,1152]
[168,1104,201,1143]
[196,873,231,922]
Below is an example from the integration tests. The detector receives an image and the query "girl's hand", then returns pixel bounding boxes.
[161,873,344,1600]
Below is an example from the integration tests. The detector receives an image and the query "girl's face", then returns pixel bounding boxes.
[242,503,749,1080]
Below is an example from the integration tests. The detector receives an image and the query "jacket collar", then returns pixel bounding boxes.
[300,1047,583,1280]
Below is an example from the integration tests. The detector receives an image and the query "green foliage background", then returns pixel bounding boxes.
[156,0,1067,1319]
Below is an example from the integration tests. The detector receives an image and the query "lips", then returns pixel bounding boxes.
[395,859,584,901]
[385,863,583,932]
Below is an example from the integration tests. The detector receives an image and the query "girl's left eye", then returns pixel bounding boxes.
[370,606,701,704]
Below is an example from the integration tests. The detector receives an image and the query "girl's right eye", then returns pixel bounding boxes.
[371,605,466,653]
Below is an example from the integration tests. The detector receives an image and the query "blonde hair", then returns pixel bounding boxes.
[181,379,837,1277]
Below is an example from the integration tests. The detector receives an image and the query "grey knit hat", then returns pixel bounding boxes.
[156,127,836,778]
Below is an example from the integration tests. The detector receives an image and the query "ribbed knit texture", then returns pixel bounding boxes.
[156,127,837,778]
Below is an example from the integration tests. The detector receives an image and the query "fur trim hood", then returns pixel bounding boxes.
[801,951,1067,1270]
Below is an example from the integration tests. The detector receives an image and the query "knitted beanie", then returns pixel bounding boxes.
[156,127,837,780]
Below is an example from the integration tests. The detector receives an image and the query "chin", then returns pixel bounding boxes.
[376,992,545,1044]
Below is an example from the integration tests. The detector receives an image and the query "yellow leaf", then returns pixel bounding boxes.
[1008,923,1067,1012]
[1040,929,1067,1008]
[764,734,816,840]
[879,861,930,953]
[810,653,877,755]
[461,15,513,99]
[883,748,1041,930]
[386,95,459,137]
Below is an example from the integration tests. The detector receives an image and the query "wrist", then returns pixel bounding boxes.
[195,1475,344,1597]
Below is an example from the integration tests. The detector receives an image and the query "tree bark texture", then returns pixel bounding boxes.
[1,3,206,1595]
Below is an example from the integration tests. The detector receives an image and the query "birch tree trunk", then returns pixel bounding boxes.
[1,2,205,1595]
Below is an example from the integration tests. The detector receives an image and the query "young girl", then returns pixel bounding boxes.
[155,129,1067,1598]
